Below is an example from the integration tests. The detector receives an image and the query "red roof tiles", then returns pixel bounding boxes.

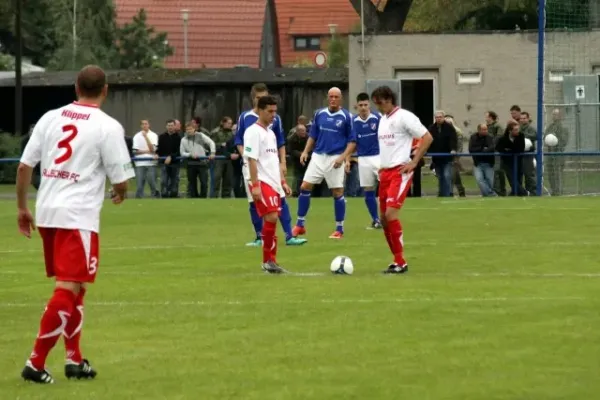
[274,0,359,66]
[114,0,267,68]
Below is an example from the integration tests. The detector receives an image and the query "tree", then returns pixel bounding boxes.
[0,52,14,70]
[46,0,120,70]
[327,35,349,67]
[348,0,414,32]
[116,8,173,69]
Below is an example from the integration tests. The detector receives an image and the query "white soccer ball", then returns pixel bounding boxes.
[545,134,559,147]
[524,138,533,151]
[330,256,354,275]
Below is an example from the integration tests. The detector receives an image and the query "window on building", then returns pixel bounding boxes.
[548,69,573,82]
[456,70,483,85]
[294,36,321,51]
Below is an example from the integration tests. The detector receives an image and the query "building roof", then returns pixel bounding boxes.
[274,0,359,66]
[0,68,348,87]
[114,0,267,68]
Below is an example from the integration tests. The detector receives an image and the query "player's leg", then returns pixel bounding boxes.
[293,155,323,236]
[325,157,347,239]
[381,172,413,274]
[359,157,381,229]
[257,185,286,273]
[22,229,98,383]
[279,197,307,245]
[244,178,263,246]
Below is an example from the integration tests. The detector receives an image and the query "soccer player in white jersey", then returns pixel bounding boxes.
[17,65,135,383]
[243,95,291,274]
[371,86,433,274]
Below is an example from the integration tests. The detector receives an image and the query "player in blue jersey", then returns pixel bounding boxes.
[352,92,382,229]
[235,83,307,247]
[292,87,356,239]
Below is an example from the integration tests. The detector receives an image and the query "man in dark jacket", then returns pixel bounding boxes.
[428,111,457,197]
[496,121,527,196]
[544,108,569,195]
[469,124,496,197]
[287,124,309,196]
[209,116,235,198]
[157,119,182,198]
[485,110,506,196]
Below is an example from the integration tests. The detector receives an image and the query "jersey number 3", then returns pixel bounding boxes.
[55,124,78,164]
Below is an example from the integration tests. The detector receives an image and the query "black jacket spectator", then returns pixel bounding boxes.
[468,133,495,166]
[428,121,457,165]
[496,130,525,160]
[157,131,182,163]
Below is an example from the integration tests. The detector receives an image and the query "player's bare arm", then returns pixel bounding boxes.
[110,181,129,205]
[400,132,433,174]
[247,158,261,202]
[334,142,356,169]
[278,146,287,176]
[16,162,36,238]
[300,137,315,166]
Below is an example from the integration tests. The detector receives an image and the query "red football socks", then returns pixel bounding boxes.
[64,287,86,364]
[387,219,407,266]
[29,288,76,370]
[262,220,277,263]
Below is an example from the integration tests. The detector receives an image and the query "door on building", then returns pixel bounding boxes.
[395,70,438,126]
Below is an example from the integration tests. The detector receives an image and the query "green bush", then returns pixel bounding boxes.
[0,133,22,184]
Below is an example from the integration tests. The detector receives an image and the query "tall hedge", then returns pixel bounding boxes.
[0,133,22,184]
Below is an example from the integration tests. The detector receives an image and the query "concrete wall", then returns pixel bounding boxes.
[349,31,600,134]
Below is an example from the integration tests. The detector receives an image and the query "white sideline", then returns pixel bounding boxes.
[0,270,598,278]
[2,240,599,254]
[0,296,587,308]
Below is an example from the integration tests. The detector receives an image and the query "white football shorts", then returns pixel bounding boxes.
[358,155,380,188]
[303,153,345,189]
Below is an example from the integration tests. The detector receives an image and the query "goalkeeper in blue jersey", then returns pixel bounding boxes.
[235,83,307,247]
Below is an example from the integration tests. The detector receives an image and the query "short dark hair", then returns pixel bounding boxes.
[487,111,498,121]
[251,83,268,97]
[76,65,106,98]
[356,92,369,102]
[257,95,278,110]
[510,105,521,112]
[521,111,530,119]
[370,86,397,106]
[166,119,175,124]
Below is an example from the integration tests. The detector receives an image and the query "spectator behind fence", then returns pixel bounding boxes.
[210,116,235,198]
[496,121,527,196]
[180,121,215,198]
[545,108,569,196]
[444,115,466,197]
[287,124,309,196]
[227,125,245,198]
[485,110,506,196]
[20,124,41,190]
[469,123,496,197]
[407,138,424,197]
[174,119,182,136]
[428,110,457,197]
[132,119,159,198]
[287,115,310,140]
[519,111,537,195]
[157,119,182,198]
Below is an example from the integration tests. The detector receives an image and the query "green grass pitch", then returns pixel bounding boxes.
[1,196,599,399]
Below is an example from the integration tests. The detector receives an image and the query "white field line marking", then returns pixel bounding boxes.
[2,241,599,254]
[0,270,599,278]
[0,296,588,308]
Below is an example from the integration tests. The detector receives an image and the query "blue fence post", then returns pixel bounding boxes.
[512,154,518,195]
[209,161,215,198]
[535,0,546,196]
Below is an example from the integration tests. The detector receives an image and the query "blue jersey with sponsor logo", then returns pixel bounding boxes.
[353,113,380,157]
[234,110,285,148]
[309,108,355,155]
